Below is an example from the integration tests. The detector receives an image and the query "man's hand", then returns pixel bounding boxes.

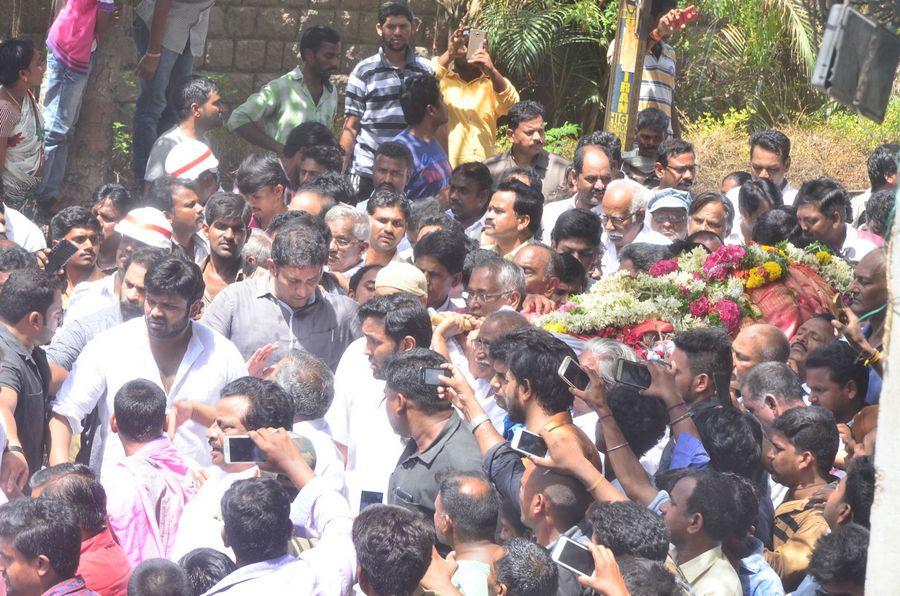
[448,25,467,56]
[641,360,680,404]
[436,363,482,419]
[136,53,161,81]
[249,427,314,489]
[0,450,28,496]
[568,366,609,414]
[468,47,495,74]
[246,343,280,378]
[655,8,681,38]
[33,249,49,270]
[527,427,592,476]
[577,544,629,596]
[832,306,876,358]
[521,294,557,316]
[166,401,194,440]
[434,313,480,340]
[420,546,461,594]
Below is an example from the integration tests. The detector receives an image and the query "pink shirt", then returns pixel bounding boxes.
[104,437,196,566]
[46,0,116,73]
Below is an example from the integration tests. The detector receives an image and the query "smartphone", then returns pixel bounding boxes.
[833,293,849,325]
[421,367,448,386]
[359,490,384,512]
[510,427,548,458]
[467,28,486,60]
[223,435,266,464]
[615,359,652,390]
[550,536,595,577]
[558,356,589,391]
[45,239,79,273]
[673,5,699,30]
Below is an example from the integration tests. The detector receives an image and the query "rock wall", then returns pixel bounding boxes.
[0,0,441,205]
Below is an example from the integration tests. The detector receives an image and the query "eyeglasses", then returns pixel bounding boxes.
[462,290,511,304]
[472,337,492,352]
[600,212,637,227]
[331,236,360,249]
[652,213,688,225]
[666,164,698,175]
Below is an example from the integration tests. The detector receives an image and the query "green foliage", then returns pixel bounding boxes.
[815,97,900,152]
[474,0,618,130]
[112,120,131,161]
[676,0,822,127]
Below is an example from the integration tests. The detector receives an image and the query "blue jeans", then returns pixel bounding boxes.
[36,50,92,202]
[131,17,194,180]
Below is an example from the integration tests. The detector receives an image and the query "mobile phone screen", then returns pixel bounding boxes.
[46,239,79,273]
[553,538,595,576]
[512,429,548,458]
[559,358,589,391]
[421,367,448,386]
[359,490,384,512]
[616,359,652,390]
[225,436,266,463]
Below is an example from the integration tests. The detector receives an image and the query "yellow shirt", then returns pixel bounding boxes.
[433,60,520,167]
[675,545,742,596]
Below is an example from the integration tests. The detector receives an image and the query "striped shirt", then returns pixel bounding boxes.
[344,47,433,177]
[227,67,337,145]
[639,43,676,130]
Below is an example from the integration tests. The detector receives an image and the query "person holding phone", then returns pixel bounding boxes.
[434,25,520,167]
[48,206,106,307]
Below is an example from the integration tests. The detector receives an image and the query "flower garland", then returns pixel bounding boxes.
[537,242,850,350]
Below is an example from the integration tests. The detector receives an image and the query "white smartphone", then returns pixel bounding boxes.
[558,356,590,391]
[467,28,486,60]
[223,435,266,464]
[510,427,548,458]
[550,536,595,577]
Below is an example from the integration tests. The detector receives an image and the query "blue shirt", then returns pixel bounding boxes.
[738,536,785,596]
[393,129,452,201]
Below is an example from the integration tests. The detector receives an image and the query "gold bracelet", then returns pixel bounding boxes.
[670,412,692,426]
[586,476,605,493]
[863,350,881,367]
[604,441,630,454]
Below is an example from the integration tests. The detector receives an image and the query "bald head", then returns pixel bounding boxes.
[437,472,499,543]
[480,310,530,343]
[849,249,887,317]
[521,465,593,531]
[514,243,560,296]
[732,323,791,389]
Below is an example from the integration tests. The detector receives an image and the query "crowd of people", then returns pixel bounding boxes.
[0,0,895,594]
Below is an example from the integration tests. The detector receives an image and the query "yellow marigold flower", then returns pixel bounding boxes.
[746,273,765,289]
[544,322,568,334]
[763,261,783,279]
[815,250,832,264]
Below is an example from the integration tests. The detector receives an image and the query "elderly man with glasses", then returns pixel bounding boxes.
[462,257,525,317]
[600,178,671,272]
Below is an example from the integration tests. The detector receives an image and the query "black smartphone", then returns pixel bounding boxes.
[557,356,589,391]
[45,239,79,273]
[550,536,595,577]
[510,427,548,458]
[359,490,384,512]
[421,367,448,386]
[223,435,266,464]
[615,358,652,390]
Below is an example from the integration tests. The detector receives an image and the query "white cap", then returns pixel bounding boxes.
[164,139,219,180]
[114,207,173,249]
[375,262,428,298]
[648,189,691,212]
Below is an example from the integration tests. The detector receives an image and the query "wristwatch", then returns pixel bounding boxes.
[3,445,24,455]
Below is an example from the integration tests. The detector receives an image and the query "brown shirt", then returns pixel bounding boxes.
[484,148,571,200]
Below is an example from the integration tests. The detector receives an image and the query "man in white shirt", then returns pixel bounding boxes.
[0,198,46,253]
[725,129,798,244]
[170,376,303,560]
[49,257,246,477]
[795,178,877,264]
[413,230,466,312]
[541,144,620,238]
[325,292,432,513]
[850,143,899,224]
[600,178,670,273]
[200,430,355,595]
[63,207,174,330]
[447,162,492,242]
[270,349,345,494]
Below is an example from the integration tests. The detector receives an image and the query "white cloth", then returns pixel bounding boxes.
[601,225,671,273]
[170,465,258,560]
[325,337,406,514]
[4,204,47,252]
[435,295,466,313]
[200,477,355,596]
[52,318,247,478]
[540,196,593,241]
[839,223,878,264]
[446,208,487,243]
[724,182,798,245]
[61,273,116,329]
[292,418,345,495]
[851,188,871,226]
